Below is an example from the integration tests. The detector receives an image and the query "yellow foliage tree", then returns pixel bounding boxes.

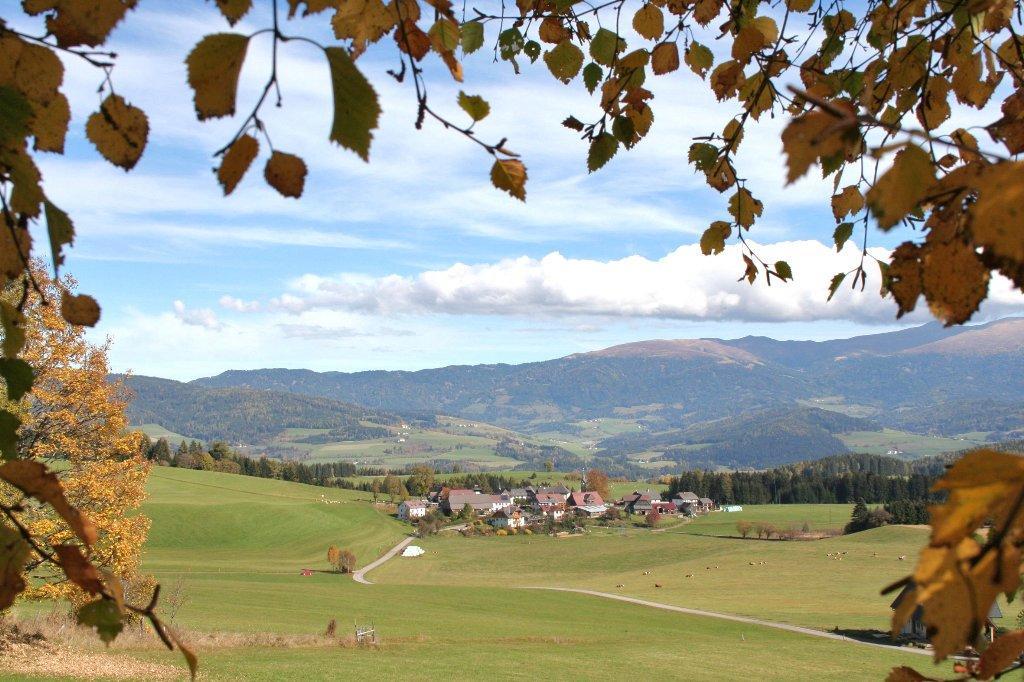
[2,267,150,604]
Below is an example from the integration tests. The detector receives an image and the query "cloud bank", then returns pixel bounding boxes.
[269,241,1024,323]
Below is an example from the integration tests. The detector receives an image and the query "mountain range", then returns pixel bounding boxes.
[124,317,1024,469]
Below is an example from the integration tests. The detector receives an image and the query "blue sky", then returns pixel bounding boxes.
[12,1,1024,379]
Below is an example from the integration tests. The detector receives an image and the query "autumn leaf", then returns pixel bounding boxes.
[832,222,854,251]
[826,272,846,301]
[632,4,665,40]
[781,108,854,184]
[587,133,619,172]
[866,146,935,230]
[43,199,74,269]
[168,627,199,680]
[921,239,989,325]
[0,459,97,546]
[886,242,923,317]
[24,0,137,48]
[773,260,793,281]
[77,598,123,644]
[0,358,33,402]
[651,43,679,75]
[457,92,490,121]
[186,33,250,120]
[583,63,602,93]
[685,42,714,78]
[54,544,104,596]
[0,525,28,611]
[700,221,731,255]
[545,41,585,83]
[728,187,763,228]
[831,185,863,220]
[460,21,485,54]
[590,28,625,66]
[490,159,527,201]
[333,0,396,56]
[217,134,259,195]
[85,94,149,170]
[263,151,307,199]
[970,163,1024,269]
[978,630,1024,679]
[325,47,381,161]
[60,292,100,327]
[214,0,253,25]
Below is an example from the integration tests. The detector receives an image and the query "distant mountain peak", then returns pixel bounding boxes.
[578,339,764,364]
[904,317,1024,356]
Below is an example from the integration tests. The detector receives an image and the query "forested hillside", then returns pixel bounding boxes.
[122,375,397,444]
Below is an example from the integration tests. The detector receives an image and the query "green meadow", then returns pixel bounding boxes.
[10,470,947,680]
[680,503,854,536]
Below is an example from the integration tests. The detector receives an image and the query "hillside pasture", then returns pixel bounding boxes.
[372,525,929,632]
[681,504,853,537]
[838,429,989,459]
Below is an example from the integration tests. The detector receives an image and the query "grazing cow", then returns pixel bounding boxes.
[616,583,624,588]
[898,555,906,561]
[686,574,694,578]
[654,583,662,588]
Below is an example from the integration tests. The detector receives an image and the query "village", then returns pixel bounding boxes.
[396,484,742,531]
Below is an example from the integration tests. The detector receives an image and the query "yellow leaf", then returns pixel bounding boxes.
[780,108,850,184]
[24,0,137,48]
[332,0,396,57]
[700,221,731,255]
[916,77,950,131]
[287,0,338,17]
[85,94,148,170]
[633,4,665,40]
[732,26,767,64]
[651,42,679,75]
[490,159,527,201]
[971,162,1024,267]
[865,146,934,230]
[728,187,763,228]
[186,33,250,120]
[831,185,863,220]
[885,242,923,317]
[217,134,259,195]
[709,60,745,100]
[0,214,31,281]
[263,151,307,198]
[539,17,570,44]
[30,92,70,153]
[60,291,101,328]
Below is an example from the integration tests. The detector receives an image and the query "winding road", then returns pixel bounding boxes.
[353,537,929,657]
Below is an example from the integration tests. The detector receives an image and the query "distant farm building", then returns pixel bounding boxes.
[398,500,428,520]
[721,505,743,512]
[489,508,526,529]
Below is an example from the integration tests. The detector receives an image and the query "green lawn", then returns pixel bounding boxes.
[139,424,197,448]
[681,504,854,536]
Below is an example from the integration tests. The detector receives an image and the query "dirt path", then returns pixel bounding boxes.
[352,536,413,584]
[524,587,930,656]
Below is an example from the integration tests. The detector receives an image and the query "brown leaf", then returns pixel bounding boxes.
[395,20,431,61]
[490,159,527,201]
[54,545,104,596]
[214,0,253,24]
[632,4,665,40]
[332,0,396,57]
[780,107,855,184]
[651,43,679,75]
[831,185,864,220]
[60,292,101,328]
[978,630,1024,679]
[185,33,250,120]
[217,134,259,195]
[0,460,97,546]
[85,94,149,170]
[971,162,1024,268]
[0,215,31,281]
[0,524,28,611]
[885,242,923,317]
[885,666,932,682]
[24,0,137,48]
[921,238,989,325]
[168,628,198,680]
[263,151,307,199]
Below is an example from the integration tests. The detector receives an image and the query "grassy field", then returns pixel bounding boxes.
[8,472,946,680]
[681,504,853,536]
[139,424,197,448]
[838,428,988,459]
[372,523,928,632]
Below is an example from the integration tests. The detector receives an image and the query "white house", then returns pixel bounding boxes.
[398,500,428,520]
[489,509,526,529]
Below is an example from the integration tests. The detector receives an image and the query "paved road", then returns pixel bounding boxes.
[524,587,931,656]
[352,536,414,585]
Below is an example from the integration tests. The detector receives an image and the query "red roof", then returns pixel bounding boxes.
[568,491,605,507]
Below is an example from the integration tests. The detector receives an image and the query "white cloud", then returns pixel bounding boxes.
[172,300,221,330]
[271,241,1024,323]
[219,295,261,312]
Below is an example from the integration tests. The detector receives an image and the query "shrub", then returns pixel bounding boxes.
[523,528,533,535]
[736,521,753,538]
[496,529,508,537]
[339,549,356,574]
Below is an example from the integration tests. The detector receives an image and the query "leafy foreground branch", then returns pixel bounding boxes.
[2,0,1024,678]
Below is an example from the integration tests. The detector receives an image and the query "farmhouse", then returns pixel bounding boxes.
[489,508,526,529]
[398,499,428,520]
[566,491,605,508]
[531,485,571,500]
[652,501,677,515]
[699,497,715,512]
[533,493,567,519]
[444,489,511,515]
[673,491,700,510]
[890,583,1003,642]
[619,491,657,514]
